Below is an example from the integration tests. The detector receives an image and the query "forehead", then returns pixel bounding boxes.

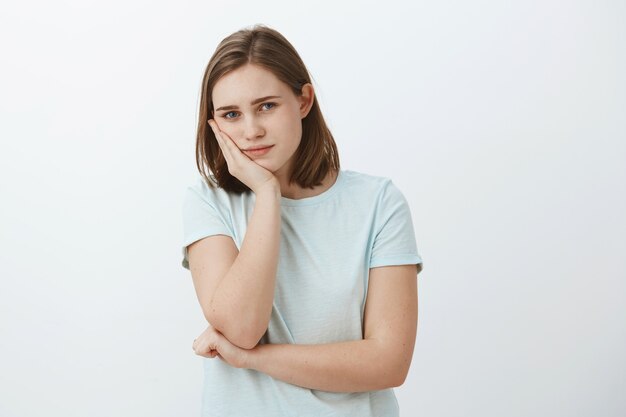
[212,64,289,105]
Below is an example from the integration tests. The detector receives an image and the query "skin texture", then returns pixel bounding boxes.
[209,62,327,199]
[192,264,419,392]
[189,63,336,349]
[191,63,419,392]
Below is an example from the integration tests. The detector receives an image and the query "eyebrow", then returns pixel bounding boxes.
[215,95,282,112]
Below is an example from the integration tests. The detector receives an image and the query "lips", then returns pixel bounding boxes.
[244,145,273,151]
[244,145,274,156]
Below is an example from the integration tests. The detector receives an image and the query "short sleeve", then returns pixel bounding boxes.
[369,180,423,273]
[180,185,235,270]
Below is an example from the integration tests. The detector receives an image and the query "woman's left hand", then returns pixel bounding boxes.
[192,323,250,369]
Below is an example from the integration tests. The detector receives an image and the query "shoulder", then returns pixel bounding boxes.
[185,174,220,200]
[184,174,251,208]
[341,169,406,202]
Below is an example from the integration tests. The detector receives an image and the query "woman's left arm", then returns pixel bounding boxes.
[244,264,419,393]
[194,264,418,393]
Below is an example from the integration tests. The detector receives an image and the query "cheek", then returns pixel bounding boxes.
[216,124,241,146]
[288,118,303,146]
[275,110,302,139]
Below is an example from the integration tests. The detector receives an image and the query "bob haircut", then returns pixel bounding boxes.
[195,24,340,194]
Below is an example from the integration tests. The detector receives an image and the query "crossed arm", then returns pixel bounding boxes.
[238,264,419,393]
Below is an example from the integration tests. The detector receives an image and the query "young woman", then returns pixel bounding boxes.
[181,24,423,417]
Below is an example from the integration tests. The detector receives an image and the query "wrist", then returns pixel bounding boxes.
[256,181,281,198]
[243,344,263,370]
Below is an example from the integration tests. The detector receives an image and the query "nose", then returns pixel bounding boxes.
[242,115,265,142]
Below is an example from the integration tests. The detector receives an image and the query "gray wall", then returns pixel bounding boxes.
[0,0,624,416]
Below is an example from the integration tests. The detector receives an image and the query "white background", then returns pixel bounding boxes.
[1,0,624,416]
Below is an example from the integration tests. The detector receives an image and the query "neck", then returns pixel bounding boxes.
[277,170,338,200]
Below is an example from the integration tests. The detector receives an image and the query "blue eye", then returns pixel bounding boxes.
[221,102,277,120]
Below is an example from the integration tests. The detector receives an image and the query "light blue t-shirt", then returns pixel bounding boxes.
[181,169,423,417]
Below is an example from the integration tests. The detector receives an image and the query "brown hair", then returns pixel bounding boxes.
[194,24,340,193]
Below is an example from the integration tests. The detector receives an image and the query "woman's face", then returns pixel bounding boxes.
[211,63,313,179]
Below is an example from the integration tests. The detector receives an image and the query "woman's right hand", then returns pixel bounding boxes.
[208,119,279,194]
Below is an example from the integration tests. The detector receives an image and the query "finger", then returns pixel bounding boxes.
[208,120,236,165]
[209,120,242,157]
[208,120,225,150]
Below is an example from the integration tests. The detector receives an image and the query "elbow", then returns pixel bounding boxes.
[377,368,406,390]
[235,331,263,350]
[391,372,408,388]
[373,340,411,388]
[382,352,410,388]
[374,361,408,390]
[389,365,410,388]
[225,322,266,350]
[204,310,266,350]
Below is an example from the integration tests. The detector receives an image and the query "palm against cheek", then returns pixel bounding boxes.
[209,120,238,154]
[207,119,277,193]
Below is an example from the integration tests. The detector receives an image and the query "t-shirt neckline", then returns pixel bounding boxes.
[279,170,345,207]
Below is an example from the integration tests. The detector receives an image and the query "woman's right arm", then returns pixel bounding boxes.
[188,182,281,350]
[187,119,281,350]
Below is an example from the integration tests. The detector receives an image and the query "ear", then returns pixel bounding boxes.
[298,83,315,119]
